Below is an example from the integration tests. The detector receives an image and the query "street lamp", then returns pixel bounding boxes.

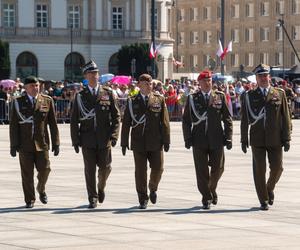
[220,0,225,75]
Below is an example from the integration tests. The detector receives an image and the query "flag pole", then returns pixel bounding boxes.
[151,0,156,78]
[221,0,225,75]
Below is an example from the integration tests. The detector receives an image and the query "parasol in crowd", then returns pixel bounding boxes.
[100,73,114,84]
[0,79,16,88]
[111,75,132,85]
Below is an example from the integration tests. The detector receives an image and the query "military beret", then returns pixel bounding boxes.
[82,60,99,74]
[253,64,270,75]
[24,76,38,85]
[197,70,212,81]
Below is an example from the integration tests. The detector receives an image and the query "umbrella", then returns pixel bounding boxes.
[271,76,284,83]
[292,78,300,84]
[0,79,16,88]
[111,75,132,85]
[247,75,257,84]
[100,73,114,84]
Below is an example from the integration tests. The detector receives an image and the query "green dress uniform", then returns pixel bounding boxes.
[182,90,233,205]
[70,85,120,204]
[9,93,59,204]
[240,86,291,205]
[121,92,170,205]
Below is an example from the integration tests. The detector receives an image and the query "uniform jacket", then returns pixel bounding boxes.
[70,85,120,149]
[121,92,170,152]
[240,86,291,147]
[9,94,59,152]
[182,90,233,149]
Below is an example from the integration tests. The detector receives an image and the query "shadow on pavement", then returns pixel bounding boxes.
[0,205,261,214]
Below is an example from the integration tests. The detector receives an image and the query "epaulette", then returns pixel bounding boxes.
[102,86,112,93]
[214,90,225,95]
[40,93,52,99]
[274,87,284,93]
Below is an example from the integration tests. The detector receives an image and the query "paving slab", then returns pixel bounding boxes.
[0,121,300,249]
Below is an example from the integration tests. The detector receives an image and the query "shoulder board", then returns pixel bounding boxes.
[274,87,284,93]
[214,90,225,96]
[102,86,112,92]
[40,93,52,99]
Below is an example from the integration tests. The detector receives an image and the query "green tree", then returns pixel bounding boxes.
[0,40,11,80]
[117,43,157,78]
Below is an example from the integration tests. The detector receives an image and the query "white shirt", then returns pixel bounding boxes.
[259,87,270,96]
[88,85,99,95]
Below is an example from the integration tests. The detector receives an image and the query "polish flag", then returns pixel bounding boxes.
[172,57,184,67]
[225,84,233,116]
[149,42,162,59]
[216,40,233,60]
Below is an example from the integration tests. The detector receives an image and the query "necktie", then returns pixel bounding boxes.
[144,96,149,106]
[92,88,96,96]
[205,93,209,106]
[32,97,36,108]
[263,88,267,97]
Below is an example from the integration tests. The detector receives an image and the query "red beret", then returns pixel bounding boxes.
[197,70,212,81]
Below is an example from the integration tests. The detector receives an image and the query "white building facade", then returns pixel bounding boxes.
[0,0,174,81]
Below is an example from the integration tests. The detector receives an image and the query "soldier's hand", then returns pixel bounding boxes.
[122,146,128,156]
[10,147,17,157]
[52,145,60,156]
[225,140,232,150]
[111,139,117,147]
[163,144,170,152]
[185,140,192,149]
[241,142,248,154]
[74,145,80,154]
[283,141,290,152]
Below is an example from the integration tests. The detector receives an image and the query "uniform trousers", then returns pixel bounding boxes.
[19,151,50,203]
[252,146,283,203]
[133,150,164,203]
[192,147,224,202]
[82,147,112,202]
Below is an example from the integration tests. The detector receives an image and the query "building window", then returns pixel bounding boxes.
[245,28,254,42]
[112,7,123,30]
[246,3,254,17]
[231,29,239,43]
[260,27,270,41]
[260,2,269,16]
[191,31,198,44]
[275,26,283,41]
[179,32,185,45]
[179,9,184,21]
[68,5,80,29]
[217,5,221,19]
[64,52,85,82]
[3,3,15,28]
[203,30,212,44]
[276,1,285,15]
[292,25,300,40]
[203,6,211,20]
[231,4,239,18]
[16,52,38,79]
[245,53,254,67]
[275,52,283,66]
[203,54,210,67]
[292,0,300,14]
[190,7,198,21]
[190,55,198,69]
[36,4,48,28]
[231,53,239,67]
[260,52,269,64]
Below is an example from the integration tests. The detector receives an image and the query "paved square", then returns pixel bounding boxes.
[0,121,300,249]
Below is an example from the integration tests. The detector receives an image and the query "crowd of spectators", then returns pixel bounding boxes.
[1,76,300,124]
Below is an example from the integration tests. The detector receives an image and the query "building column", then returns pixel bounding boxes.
[135,0,142,31]
[83,0,88,30]
[96,0,103,30]
[126,0,130,30]
[160,1,168,39]
[107,0,111,30]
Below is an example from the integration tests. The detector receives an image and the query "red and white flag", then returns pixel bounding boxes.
[225,84,233,116]
[172,57,184,67]
[216,40,232,60]
[149,42,162,59]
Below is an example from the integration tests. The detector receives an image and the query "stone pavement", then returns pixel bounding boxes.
[0,121,300,250]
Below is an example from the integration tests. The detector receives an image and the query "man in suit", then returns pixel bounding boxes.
[182,70,233,209]
[9,76,60,208]
[240,64,292,210]
[70,60,120,208]
[121,74,170,209]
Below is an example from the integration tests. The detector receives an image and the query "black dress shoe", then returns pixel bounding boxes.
[88,198,97,209]
[25,202,34,208]
[260,202,269,211]
[39,192,48,204]
[98,191,105,203]
[212,191,218,205]
[268,190,274,206]
[149,191,157,204]
[139,200,148,209]
[203,200,212,210]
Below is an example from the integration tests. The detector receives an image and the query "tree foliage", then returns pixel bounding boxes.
[0,40,11,80]
[117,43,157,78]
